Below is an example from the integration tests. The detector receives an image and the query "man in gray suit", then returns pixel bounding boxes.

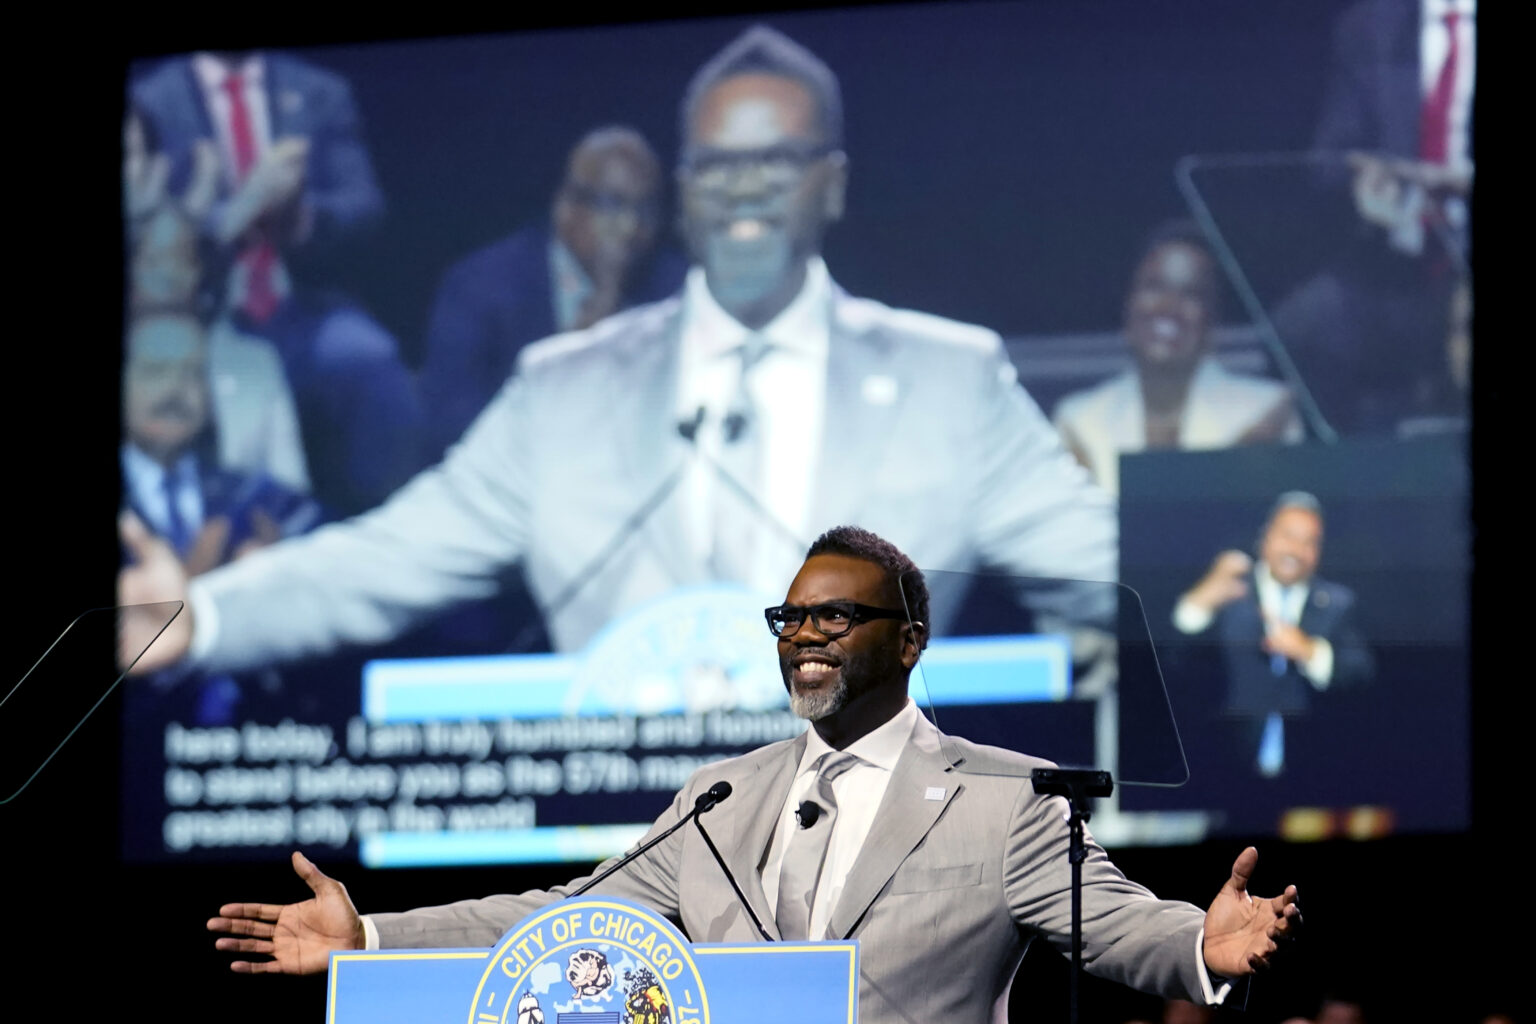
[209,527,1299,1022]
[120,26,1113,673]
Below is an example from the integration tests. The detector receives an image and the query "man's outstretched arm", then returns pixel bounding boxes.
[207,852,365,975]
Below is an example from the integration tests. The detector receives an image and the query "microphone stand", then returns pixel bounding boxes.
[504,410,706,653]
[568,781,729,898]
[505,405,808,653]
[1030,767,1113,1024]
[694,815,773,941]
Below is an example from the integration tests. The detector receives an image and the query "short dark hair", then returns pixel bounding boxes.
[1131,218,1222,314]
[805,525,929,648]
[679,25,844,159]
[1268,490,1324,525]
[1136,218,1214,265]
[563,125,660,181]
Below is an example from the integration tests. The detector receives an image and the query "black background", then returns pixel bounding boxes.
[3,2,1510,1021]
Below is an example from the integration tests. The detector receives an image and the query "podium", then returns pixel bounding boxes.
[327,896,858,1023]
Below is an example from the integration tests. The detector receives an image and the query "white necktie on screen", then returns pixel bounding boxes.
[708,334,770,582]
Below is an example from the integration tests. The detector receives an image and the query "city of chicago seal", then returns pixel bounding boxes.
[469,897,709,1024]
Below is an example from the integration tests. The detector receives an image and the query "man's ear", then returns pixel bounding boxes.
[900,620,926,669]
[821,151,849,223]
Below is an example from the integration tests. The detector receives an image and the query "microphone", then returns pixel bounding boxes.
[794,800,823,829]
[569,779,732,898]
[695,780,732,812]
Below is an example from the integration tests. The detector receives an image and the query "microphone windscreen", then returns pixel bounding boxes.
[695,780,733,812]
[723,409,749,443]
[677,406,706,442]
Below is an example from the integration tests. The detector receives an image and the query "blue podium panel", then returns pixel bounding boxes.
[328,950,488,1023]
[328,897,858,1024]
[691,944,858,1024]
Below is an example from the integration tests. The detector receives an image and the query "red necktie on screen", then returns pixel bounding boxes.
[222,72,281,324]
[1419,13,1460,165]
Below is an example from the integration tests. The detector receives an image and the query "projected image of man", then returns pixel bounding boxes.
[120,26,1111,680]
[1173,491,1374,779]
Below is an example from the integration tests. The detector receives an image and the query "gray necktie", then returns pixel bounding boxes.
[776,752,857,940]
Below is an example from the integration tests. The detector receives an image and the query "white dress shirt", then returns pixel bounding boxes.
[760,699,918,940]
[548,239,594,334]
[192,53,275,192]
[1421,0,1477,172]
[674,257,831,594]
[122,445,204,543]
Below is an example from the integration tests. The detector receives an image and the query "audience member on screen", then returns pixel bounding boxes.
[1053,222,1302,496]
[130,50,386,323]
[1315,1,1473,261]
[131,50,423,517]
[118,25,1112,677]
[122,313,323,571]
[121,312,324,724]
[1268,0,1473,434]
[128,206,310,494]
[123,104,218,241]
[420,126,687,460]
[1172,491,1373,779]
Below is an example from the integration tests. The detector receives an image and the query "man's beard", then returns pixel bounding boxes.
[789,672,850,721]
[782,647,888,722]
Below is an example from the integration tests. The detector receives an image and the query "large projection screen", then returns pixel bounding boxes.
[115,0,1471,866]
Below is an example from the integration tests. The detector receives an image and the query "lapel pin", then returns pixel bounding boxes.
[861,375,898,406]
[924,787,945,801]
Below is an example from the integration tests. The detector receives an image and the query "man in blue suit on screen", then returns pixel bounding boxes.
[1173,491,1374,780]
[120,26,1113,675]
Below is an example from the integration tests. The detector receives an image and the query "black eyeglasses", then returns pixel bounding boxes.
[764,600,909,638]
[682,142,838,193]
[560,183,659,222]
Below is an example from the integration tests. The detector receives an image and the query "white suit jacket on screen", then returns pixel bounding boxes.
[195,285,1115,669]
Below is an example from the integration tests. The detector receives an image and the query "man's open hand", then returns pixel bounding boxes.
[118,511,193,674]
[1202,847,1301,977]
[207,851,366,975]
[1184,551,1253,615]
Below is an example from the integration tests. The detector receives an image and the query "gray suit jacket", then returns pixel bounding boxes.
[372,715,1209,1024]
[195,284,1115,668]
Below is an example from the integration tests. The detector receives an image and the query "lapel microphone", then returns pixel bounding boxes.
[795,801,823,829]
